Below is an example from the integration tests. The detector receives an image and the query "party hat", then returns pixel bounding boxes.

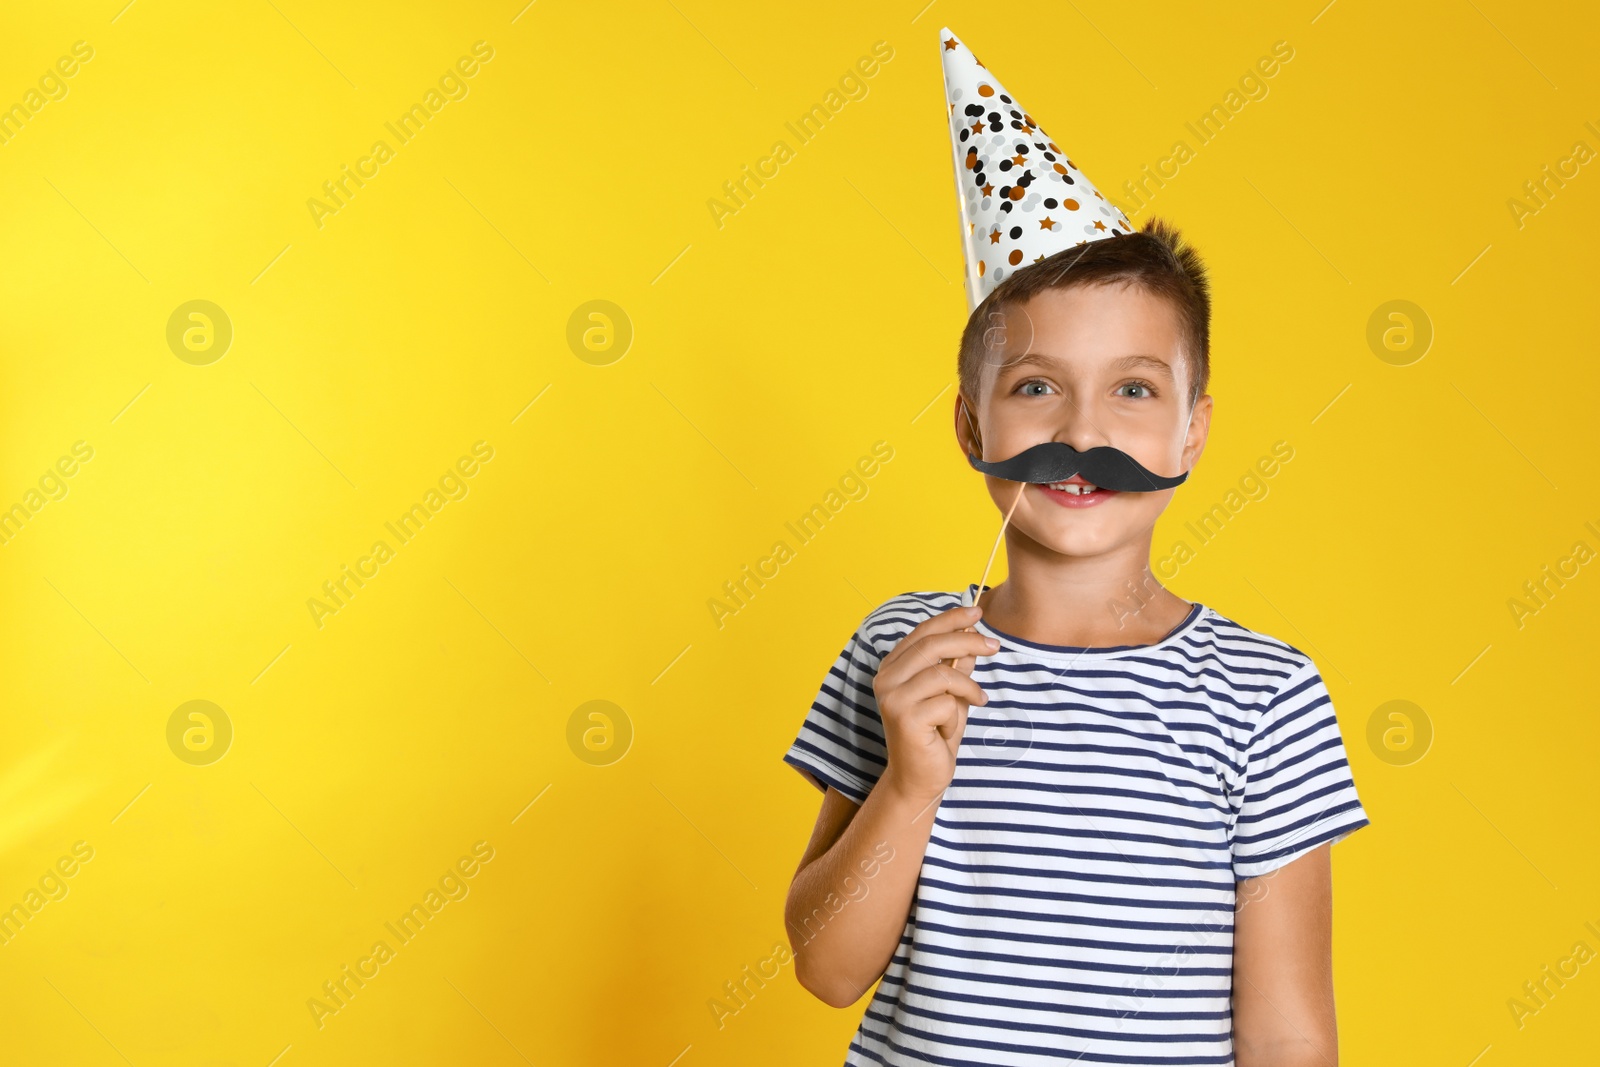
[941,27,1134,311]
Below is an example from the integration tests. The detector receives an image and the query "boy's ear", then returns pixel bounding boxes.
[1182,393,1214,469]
[954,391,984,457]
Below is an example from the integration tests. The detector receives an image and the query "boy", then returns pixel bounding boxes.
[780,29,1370,1067]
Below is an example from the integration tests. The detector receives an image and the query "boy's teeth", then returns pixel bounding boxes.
[1049,482,1099,494]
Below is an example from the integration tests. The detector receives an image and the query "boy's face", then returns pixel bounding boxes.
[956,282,1213,560]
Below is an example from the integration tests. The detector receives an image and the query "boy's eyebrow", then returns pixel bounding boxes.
[1111,354,1177,381]
[998,351,1176,382]
[995,351,1057,374]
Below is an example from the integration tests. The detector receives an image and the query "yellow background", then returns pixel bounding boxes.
[1,0,1596,1063]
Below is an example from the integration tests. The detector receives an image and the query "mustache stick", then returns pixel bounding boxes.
[945,478,1027,668]
[975,479,1028,610]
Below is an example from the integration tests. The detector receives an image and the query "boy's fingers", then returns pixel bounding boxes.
[881,606,983,673]
[902,692,961,732]
[941,627,983,672]
[912,629,996,663]
[888,650,986,696]
[934,694,970,742]
[894,663,988,710]
[937,622,968,664]
[884,631,997,687]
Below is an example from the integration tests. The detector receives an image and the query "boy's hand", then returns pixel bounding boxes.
[873,605,998,805]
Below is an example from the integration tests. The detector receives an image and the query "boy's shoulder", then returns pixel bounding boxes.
[1197,603,1321,682]
[851,589,966,657]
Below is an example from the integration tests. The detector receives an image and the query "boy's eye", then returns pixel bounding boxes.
[1018,379,1053,396]
[1117,381,1155,399]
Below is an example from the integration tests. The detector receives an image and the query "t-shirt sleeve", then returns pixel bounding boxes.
[782,612,890,806]
[1232,661,1371,880]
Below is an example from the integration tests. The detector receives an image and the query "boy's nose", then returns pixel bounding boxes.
[1048,406,1111,452]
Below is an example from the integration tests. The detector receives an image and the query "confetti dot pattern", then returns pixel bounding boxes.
[941,27,1133,310]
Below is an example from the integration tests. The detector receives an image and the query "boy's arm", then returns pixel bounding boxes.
[784,603,996,1008]
[1232,842,1339,1066]
[783,782,941,1007]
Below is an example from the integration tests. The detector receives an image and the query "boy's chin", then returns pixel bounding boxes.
[1013,503,1144,557]
[1037,533,1124,560]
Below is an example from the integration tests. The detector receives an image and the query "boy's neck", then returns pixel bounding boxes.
[977,529,1192,648]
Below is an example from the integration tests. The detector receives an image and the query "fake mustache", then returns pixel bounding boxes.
[967,442,1188,492]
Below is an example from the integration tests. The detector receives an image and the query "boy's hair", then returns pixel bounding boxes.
[956,216,1211,449]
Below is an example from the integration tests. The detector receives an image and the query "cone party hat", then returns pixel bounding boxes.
[941,27,1134,311]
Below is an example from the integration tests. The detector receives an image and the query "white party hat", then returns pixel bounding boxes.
[941,27,1134,311]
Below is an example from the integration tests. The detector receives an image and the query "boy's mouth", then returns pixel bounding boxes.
[1035,474,1119,508]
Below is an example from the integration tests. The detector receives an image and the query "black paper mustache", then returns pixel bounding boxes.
[967,442,1188,492]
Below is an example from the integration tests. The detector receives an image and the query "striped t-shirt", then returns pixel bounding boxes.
[783,584,1371,1066]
